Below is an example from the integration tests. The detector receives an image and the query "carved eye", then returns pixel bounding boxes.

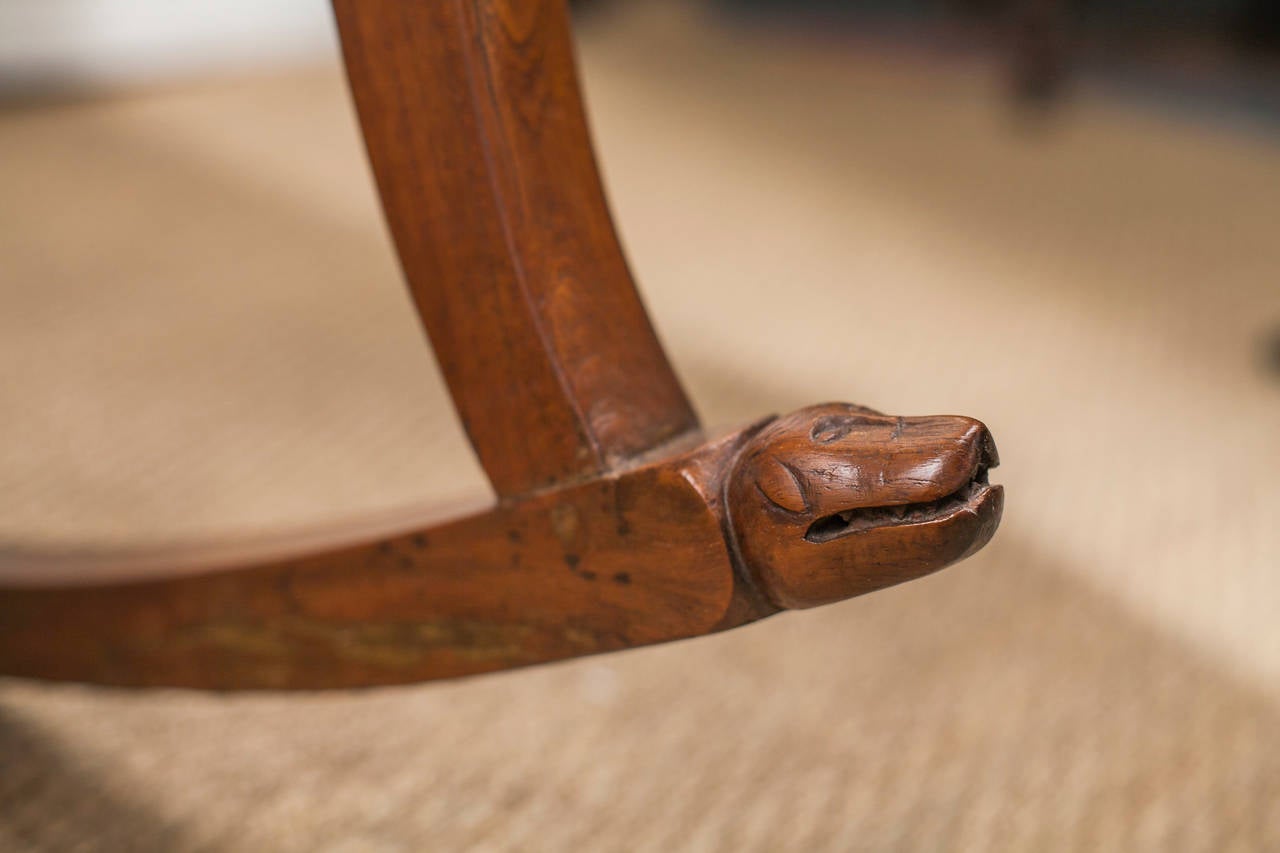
[755,457,809,514]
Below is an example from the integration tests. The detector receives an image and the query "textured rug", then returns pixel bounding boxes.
[2,5,1278,850]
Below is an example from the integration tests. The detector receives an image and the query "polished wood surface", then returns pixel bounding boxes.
[0,0,1004,688]
[0,406,1000,688]
[333,0,697,497]
[726,404,1002,610]
[0,429,749,688]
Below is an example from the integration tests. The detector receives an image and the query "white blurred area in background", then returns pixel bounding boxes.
[0,0,336,92]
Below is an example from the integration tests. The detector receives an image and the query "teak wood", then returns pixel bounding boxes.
[0,0,1003,689]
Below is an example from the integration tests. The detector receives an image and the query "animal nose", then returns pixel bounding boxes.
[883,416,997,501]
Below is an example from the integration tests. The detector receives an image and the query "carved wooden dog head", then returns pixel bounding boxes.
[726,403,1002,609]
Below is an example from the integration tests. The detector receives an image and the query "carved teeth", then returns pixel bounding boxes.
[804,469,991,544]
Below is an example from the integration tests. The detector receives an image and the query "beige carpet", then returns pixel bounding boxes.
[2,4,1279,850]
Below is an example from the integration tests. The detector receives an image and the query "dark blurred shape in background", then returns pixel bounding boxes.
[599,0,1280,123]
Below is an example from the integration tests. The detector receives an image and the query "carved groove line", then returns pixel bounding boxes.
[459,0,605,481]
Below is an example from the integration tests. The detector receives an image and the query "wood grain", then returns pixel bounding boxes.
[726,404,1003,610]
[0,429,750,688]
[0,404,1003,688]
[0,2,1006,689]
[333,0,697,497]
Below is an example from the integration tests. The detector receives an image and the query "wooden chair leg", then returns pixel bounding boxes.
[0,0,1002,689]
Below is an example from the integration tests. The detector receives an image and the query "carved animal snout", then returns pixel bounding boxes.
[727,404,1003,610]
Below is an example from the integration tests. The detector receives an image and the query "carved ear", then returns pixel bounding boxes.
[753,456,810,515]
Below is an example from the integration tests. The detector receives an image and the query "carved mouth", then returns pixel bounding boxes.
[804,459,996,544]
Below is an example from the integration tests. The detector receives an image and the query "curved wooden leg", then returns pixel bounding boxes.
[333,0,699,496]
[0,1,1003,688]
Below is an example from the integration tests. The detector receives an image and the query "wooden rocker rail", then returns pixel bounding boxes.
[0,0,1003,689]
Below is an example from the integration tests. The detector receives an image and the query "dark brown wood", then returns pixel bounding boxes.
[333,0,697,497]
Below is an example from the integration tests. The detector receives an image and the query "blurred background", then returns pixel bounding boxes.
[1,0,1278,849]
